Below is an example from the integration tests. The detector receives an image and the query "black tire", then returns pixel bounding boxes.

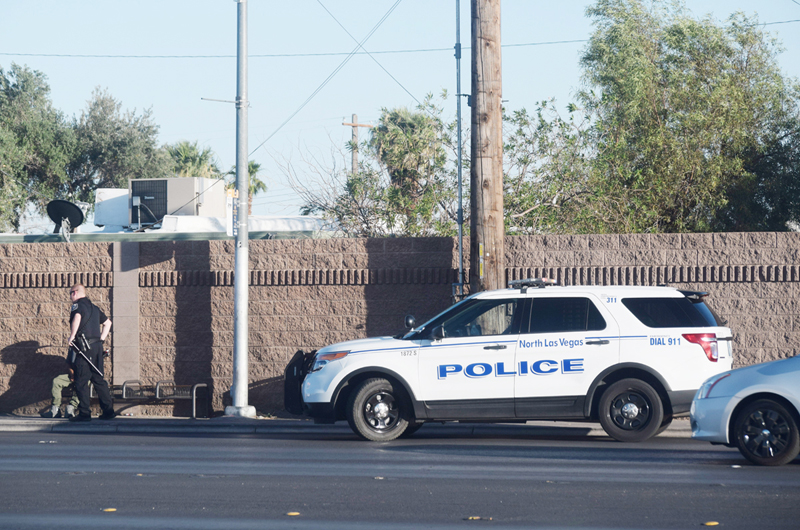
[733,399,800,466]
[400,422,424,438]
[346,378,409,442]
[598,378,664,442]
[656,414,673,436]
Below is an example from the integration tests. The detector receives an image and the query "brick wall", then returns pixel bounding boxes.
[136,238,457,414]
[0,242,113,415]
[0,232,797,416]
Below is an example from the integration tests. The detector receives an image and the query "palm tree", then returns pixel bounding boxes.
[369,107,445,201]
[167,141,222,179]
[227,161,267,214]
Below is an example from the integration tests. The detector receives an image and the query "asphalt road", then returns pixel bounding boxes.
[0,425,798,529]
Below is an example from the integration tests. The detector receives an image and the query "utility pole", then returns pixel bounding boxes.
[226,0,256,418]
[470,0,504,293]
[342,114,373,173]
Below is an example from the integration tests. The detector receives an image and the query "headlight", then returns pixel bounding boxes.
[696,373,730,399]
[311,351,349,372]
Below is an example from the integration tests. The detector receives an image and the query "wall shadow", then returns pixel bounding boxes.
[138,241,214,417]
[0,341,68,414]
[173,240,214,417]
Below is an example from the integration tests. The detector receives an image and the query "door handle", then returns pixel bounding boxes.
[483,345,507,350]
[585,339,610,345]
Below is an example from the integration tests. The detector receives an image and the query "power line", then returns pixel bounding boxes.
[316,0,422,107]
[763,18,800,25]
[4,16,798,61]
[248,0,403,157]
[0,41,582,59]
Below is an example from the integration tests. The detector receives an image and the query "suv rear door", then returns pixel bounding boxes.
[515,294,620,418]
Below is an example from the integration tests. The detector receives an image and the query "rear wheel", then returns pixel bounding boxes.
[346,378,409,442]
[656,414,673,436]
[733,399,800,466]
[598,378,664,442]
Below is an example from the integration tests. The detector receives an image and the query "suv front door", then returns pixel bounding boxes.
[416,297,525,419]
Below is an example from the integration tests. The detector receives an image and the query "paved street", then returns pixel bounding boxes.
[0,419,798,529]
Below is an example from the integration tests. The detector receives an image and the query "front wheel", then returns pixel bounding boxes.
[733,399,800,466]
[346,378,410,441]
[400,422,424,438]
[598,378,664,442]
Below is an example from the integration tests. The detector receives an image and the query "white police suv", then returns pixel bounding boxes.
[284,279,734,442]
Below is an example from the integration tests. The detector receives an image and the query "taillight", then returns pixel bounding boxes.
[683,333,718,362]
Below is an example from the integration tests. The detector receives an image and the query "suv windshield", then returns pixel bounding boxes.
[403,296,521,340]
[622,296,722,328]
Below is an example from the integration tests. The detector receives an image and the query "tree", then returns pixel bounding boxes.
[226,160,267,214]
[0,63,75,231]
[67,89,170,204]
[504,0,800,233]
[503,101,595,234]
[167,140,222,179]
[370,106,447,209]
[291,95,464,237]
[0,125,27,232]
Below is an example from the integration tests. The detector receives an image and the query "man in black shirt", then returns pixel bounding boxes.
[67,283,116,422]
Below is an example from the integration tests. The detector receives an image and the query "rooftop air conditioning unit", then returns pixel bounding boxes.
[129,177,226,227]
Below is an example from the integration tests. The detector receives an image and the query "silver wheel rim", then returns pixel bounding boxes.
[609,391,651,431]
[363,391,399,432]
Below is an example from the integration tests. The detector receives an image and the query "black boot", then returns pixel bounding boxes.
[98,409,117,420]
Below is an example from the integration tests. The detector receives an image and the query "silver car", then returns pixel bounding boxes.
[691,355,800,466]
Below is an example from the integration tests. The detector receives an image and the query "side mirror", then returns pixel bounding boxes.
[432,326,445,340]
[404,315,416,329]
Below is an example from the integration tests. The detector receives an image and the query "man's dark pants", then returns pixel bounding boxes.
[73,342,113,417]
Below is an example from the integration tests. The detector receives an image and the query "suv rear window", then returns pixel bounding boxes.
[622,297,721,328]
[528,297,606,333]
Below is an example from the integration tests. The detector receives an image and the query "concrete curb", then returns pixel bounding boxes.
[0,416,692,438]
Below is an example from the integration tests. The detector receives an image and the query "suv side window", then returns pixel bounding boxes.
[440,298,523,337]
[528,297,606,333]
[622,297,717,328]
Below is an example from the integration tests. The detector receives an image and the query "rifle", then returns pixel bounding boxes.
[69,333,104,377]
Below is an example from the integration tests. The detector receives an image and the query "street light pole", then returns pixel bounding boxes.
[226,0,256,418]
[454,0,465,300]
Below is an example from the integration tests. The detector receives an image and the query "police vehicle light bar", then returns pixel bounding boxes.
[679,290,709,301]
[509,278,557,292]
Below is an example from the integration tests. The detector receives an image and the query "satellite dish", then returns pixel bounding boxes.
[46,200,85,235]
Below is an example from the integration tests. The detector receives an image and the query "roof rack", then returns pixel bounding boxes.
[508,278,557,293]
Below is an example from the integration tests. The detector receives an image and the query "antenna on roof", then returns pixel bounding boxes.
[46,200,85,242]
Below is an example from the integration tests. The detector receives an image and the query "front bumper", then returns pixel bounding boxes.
[283,350,316,415]
[690,395,733,444]
[284,349,340,423]
[304,402,337,424]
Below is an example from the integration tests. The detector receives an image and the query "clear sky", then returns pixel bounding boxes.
[3,1,799,222]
